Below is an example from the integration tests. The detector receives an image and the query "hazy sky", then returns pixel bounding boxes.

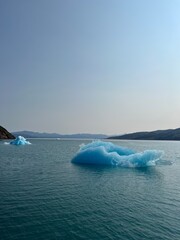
[1,0,180,134]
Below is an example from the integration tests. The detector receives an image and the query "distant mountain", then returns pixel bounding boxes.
[108,128,180,141]
[12,131,108,139]
[0,126,15,139]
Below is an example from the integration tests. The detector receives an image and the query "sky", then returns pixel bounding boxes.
[1,0,180,135]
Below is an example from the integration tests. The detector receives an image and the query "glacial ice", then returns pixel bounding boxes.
[71,141,164,167]
[9,136,31,145]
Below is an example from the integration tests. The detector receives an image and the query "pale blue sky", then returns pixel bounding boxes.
[1,0,180,134]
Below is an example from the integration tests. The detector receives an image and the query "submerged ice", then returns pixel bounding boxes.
[9,136,31,145]
[72,141,163,167]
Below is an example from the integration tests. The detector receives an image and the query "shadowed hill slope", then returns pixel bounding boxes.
[0,126,15,139]
[108,128,180,141]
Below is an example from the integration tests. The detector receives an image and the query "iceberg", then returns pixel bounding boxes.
[71,141,163,168]
[9,136,31,145]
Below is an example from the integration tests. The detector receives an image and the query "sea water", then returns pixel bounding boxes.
[0,139,180,240]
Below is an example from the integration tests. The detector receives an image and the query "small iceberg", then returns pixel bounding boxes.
[9,136,31,145]
[71,141,164,168]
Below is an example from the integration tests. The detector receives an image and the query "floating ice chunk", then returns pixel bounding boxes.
[10,136,31,145]
[71,141,164,168]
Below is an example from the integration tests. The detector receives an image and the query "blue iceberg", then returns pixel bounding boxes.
[10,136,31,145]
[71,141,163,167]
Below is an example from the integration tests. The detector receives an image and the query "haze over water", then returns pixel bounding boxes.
[1,0,180,134]
[1,139,180,240]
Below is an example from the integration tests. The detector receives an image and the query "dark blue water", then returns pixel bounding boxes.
[0,139,180,240]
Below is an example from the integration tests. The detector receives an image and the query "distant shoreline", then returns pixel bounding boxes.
[108,128,180,141]
[12,131,108,140]
[2,126,180,141]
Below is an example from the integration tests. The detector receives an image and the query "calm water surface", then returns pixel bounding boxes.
[0,139,180,240]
